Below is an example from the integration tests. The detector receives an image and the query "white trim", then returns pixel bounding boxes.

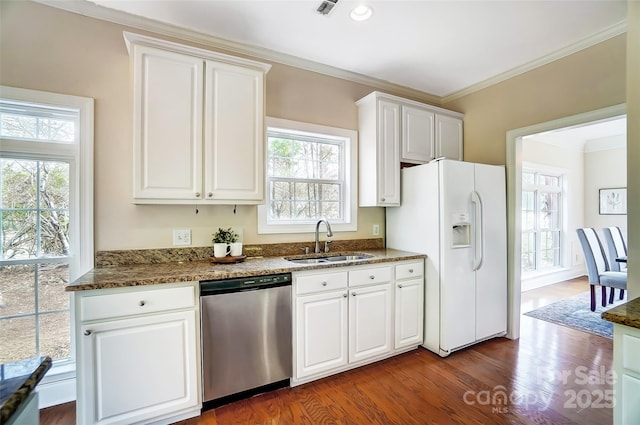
[506,103,626,341]
[0,85,94,406]
[442,20,628,103]
[258,117,358,234]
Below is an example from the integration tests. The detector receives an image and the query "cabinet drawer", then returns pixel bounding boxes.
[296,272,348,295]
[396,262,423,280]
[80,285,196,322]
[349,266,392,287]
[623,333,640,374]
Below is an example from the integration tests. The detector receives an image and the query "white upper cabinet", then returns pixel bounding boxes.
[401,104,435,163]
[125,32,270,204]
[357,91,463,206]
[357,94,401,207]
[204,61,264,201]
[132,44,204,201]
[435,113,464,161]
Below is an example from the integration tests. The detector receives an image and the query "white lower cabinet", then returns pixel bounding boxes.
[292,259,424,385]
[295,290,348,378]
[395,277,424,349]
[75,282,201,425]
[349,283,392,363]
[613,324,640,425]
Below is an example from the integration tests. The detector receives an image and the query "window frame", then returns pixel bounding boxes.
[258,117,358,234]
[521,163,565,275]
[0,85,94,392]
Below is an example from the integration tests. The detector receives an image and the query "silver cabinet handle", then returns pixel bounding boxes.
[369,275,375,280]
[195,192,201,197]
[408,269,414,273]
[139,300,145,306]
[208,192,213,198]
[84,330,92,336]
[352,292,357,296]
[381,198,386,202]
[343,293,348,298]
[321,281,328,286]
[398,284,403,288]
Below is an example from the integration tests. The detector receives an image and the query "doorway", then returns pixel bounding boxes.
[505,103,626,340]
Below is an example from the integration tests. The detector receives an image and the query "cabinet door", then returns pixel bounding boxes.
[349,283,393,363]
[434,114,463,160]
[395,278,424,349]
[78,310,199,425]
[376,100,401,206]
[295,290,348,379]
[401,105,434,163]
[204,61,265,202]
[132,45,203,201]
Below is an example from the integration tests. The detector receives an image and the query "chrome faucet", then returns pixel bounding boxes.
[314,219,333,253]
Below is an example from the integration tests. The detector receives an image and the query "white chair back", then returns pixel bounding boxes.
[576,228,610,283]
[603,226,627,272]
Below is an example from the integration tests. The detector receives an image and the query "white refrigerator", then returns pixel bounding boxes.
[386,159,507,357]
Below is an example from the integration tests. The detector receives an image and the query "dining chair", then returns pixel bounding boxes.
[602,226,628,272]
[576,228,627,311]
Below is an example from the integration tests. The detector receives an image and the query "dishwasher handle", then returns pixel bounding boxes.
[200,273,292,296]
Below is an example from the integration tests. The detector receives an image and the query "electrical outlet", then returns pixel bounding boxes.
[173,229,191,246]
[372,224,380,236]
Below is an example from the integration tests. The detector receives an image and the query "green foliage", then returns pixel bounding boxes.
[212,227,239,244]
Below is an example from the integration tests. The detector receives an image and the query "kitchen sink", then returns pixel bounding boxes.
[284,253,373,264]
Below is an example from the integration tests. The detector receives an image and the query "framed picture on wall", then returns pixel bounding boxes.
[599,187,627,215]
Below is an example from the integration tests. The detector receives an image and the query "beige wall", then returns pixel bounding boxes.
[443,35,626,166]
[0,1,400,250]
[627,1,640,300]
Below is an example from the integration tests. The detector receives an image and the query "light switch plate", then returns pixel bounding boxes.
[173,229,191,246]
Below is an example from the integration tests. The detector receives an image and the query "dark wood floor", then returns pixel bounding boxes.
[41,278,612,425]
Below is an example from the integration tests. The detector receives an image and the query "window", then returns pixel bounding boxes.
[258,117,357,234]
[0,86,93,383]
[521,168,563,274]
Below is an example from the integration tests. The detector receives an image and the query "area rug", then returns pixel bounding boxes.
[524,291,627,339]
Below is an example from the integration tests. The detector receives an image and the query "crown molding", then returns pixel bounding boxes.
[32,0,442,105]
[31,1,627,107]
[441,19,628,104]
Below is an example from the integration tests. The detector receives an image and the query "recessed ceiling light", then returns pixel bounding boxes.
[350,5,373,21]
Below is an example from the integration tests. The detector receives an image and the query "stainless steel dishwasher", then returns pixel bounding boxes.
[200,273,292,408]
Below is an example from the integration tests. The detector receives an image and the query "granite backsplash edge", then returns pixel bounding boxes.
[95,238,384,267]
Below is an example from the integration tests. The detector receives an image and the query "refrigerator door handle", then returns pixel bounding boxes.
[471,190,483,271]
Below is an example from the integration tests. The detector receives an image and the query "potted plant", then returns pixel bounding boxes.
[212,227,239,257]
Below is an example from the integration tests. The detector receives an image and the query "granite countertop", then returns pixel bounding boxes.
[66,248,426,292]
[0,356,52,424]
[602,297,640,329]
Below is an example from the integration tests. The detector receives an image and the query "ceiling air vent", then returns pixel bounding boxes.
[316,0,338,15]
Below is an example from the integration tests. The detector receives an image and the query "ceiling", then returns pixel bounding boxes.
[81,0,627,98]
[524,116,627,151]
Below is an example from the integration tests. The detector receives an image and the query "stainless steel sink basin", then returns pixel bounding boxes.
[285,253,373,264]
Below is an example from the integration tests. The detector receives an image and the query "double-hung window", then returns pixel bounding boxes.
[258,117,357,233]
[0,86,93,391]
[521,167,563,274]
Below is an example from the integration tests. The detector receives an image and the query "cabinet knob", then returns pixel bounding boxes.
[352,292,357,296]
[381,198,386,202]
[408,269,414,273]
[208,192,213,198]
[84,330,92,336]
[343,293,348,298]
[369,275,375,280]
[321,281,328,286]
[139,300,146,306]
[195,192,201,198]
[398,284,403,288]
